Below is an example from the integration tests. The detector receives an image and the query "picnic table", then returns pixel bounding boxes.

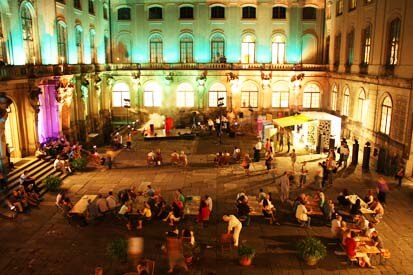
[358,244,381,254]
[306,199,324,216]
[346,195,369,209]
[69,195,98,215]
[184,195,201,215]
[246,196,263,216]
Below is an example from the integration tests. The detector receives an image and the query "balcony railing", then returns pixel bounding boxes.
[0,62,328,81]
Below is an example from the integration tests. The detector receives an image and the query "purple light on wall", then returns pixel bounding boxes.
[38,86,60,143]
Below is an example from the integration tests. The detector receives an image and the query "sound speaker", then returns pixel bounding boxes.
[239,112,244,118]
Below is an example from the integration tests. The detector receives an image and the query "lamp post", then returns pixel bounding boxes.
[217,97,225,145]
[123,98,131,126]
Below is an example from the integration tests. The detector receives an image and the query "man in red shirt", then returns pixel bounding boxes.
[345,231,374,268]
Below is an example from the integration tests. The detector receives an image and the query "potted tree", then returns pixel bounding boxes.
[44,175,62,192]
[237,245,255,266]
[296,237,327,266]
[182,242,200,264]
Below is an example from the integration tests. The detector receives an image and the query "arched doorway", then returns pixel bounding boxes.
[5,102,21,158]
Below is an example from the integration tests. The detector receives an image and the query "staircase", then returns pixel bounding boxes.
[0,157,69,205]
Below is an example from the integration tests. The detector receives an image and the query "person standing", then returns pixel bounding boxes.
[342,144,350,168]
[290,149,297,172]
[279,172,290,203]
[222,214,242,247]
[286,132,291,153]
[395,165,405,188]
[253,138,262,162]
[126,133,132,150]
[376,177,389,204]
[299,161,308,189]
[264,149,273,173]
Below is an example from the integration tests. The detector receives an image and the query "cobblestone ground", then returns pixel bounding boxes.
[1,133,413,275]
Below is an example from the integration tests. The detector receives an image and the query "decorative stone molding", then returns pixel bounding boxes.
[0,93,12,121]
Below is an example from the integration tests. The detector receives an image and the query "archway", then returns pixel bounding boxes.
[5,102,21,158]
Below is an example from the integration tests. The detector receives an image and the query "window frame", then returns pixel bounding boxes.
[380,96,392,135]
[208,83,227,107]
[271,35,285,64]
[21,3,36,64]
[176,83,194,108]
[272,6,286,19]
[272,85,289,108]
[117,7,131,21]
[180,6,194,19]
[210,34,225,62]
[74,0,81,10]
[241,35,255,64]
[302,7,317,20]
[387,18,401,66]
[75,25,83,64]
[361,25,372,65]
[331,85,338,111]
[112,83,131,107]
[149,34,163,63]
[347,29,355,66]
[348,0,357,11]
[242,6,256,19]
[88,0,95,15]
[143,83,162,107]
[56,20,67,64]
[179,34,194,63]
[334,33,341,66]
[357,89,366,122]
[342,88,350,116]
[336,0,343,16]
[90,29,96,63]
[302,84,320,109]
[210,6,225,19]
[148,6,163,20]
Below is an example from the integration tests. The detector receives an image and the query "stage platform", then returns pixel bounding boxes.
[143,129,195,141]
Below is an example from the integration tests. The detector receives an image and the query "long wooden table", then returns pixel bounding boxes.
[69,195,98,215]
[246,196,263,216]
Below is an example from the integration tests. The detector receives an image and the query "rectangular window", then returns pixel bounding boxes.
[88,0,95,15]
[104,35,110,63]
[144,91,162,107]
[211,40,224,62]
[209,92,227,107]
[302,7,316,20]
[361,26,371,65]
[118,8,131,20]
[74,0,81,10]
[272,91,289,108]
[211,6,225,19]
[241,91,258,108]
[272,7,286,19]
[149,7,162,20]
[150,40,163,63]
[336,0,343,16]
[241,42,255,63]
[303,92,320,108]
[242,7,256,19]
[347,31,354,65]
[388,19,401,65]
[103,5,108,20]
[349,0,357,11]
[112,91,130,107]
[90,32,96,63]
[272,41,285,64]
[180,40,193,63]
[334,34,341,65]
[180,7,194,19]
[176,91,194,107]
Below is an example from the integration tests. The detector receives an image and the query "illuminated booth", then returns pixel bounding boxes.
[273,112,341,153]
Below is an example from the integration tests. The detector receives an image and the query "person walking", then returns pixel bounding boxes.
[279,172,290,203]
[222,214,242,247]
[376,177,389,204]
[299,161,308,189]
[395,165,405,188]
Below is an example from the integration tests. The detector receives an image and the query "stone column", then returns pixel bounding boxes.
[0,94,12,179]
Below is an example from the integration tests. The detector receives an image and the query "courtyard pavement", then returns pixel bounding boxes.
[1,132,413,275]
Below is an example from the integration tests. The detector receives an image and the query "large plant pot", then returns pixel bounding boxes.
[304,256,320,266]
[239,256,252,266]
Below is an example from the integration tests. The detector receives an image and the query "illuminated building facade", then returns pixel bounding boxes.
[0,0,412,175]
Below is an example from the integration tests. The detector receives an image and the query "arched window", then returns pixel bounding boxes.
[57,21,67,63]
[361,25,372,65]
[380,96,392,135]
[144,82,162,107]
[303,84,320,108]
[272,83,289,108]
[180,34,193,63]
[88,0,95,15]
[112,82,130,107]
[271,35,285,64]
[342,88,350,116]
[75,25,83,64]
[302,7,316,20]
[331,85,338,111]
[336,0,343,16]
[387,18,401,65]
[302,33,317,63]
[103,4,109,20]
[176,83,194,107]
[334,33,341,65]
[241,82,258,108]
[21,3,35,64]
[90,29,96,63]
[209,83,227,107]
[104,33,110,62]
[241,35,255,63]
[357,89,366,122]
[211,33,225,62]
[117,34,131,63]
[150,34,163,63]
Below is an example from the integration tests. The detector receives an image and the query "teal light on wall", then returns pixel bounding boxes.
[287,46,301,64]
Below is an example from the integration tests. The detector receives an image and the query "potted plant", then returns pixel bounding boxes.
[182,242,200,264]
[237,245,255,266]
[70,157,88,171]
[44,175,62,192]
[106,237,128,262]
[296,237,327,266]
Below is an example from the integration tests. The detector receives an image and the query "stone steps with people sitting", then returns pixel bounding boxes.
[0,157,68,216]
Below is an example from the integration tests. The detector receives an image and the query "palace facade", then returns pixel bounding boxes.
[0,0,412,176]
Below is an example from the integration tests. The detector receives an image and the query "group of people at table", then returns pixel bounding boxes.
[146,150,189,167]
